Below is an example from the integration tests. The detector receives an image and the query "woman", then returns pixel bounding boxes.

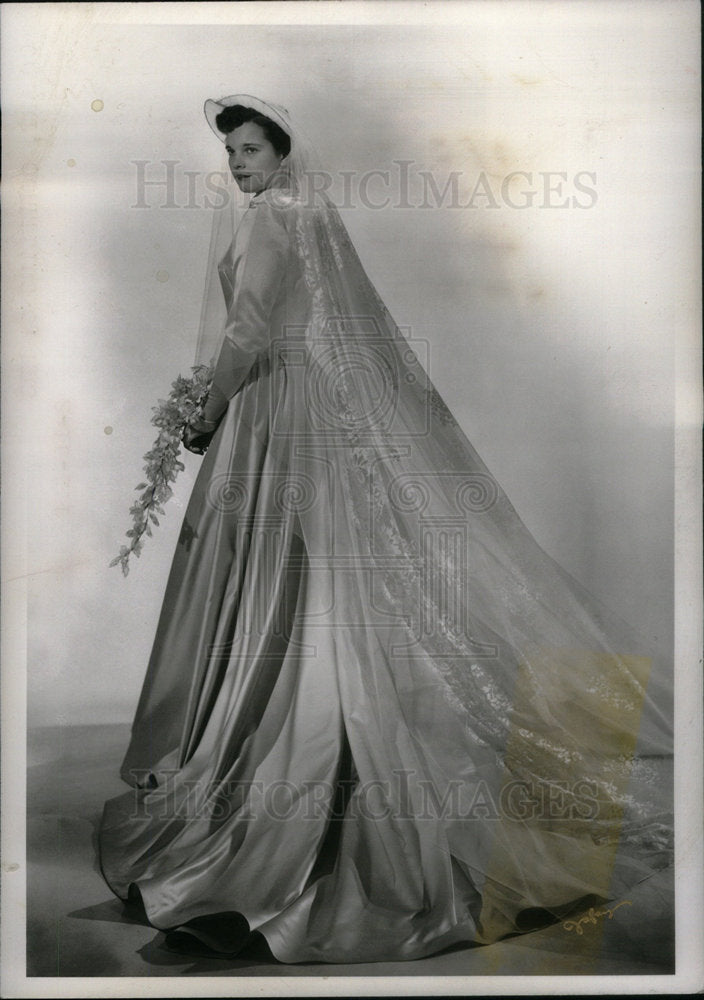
[99,95,673,963]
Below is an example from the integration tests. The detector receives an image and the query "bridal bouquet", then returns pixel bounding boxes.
[110,365,213,576]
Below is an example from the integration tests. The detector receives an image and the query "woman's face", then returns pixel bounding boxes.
[225,121,285,194]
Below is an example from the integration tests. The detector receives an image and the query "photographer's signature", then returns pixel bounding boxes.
[563,900,632,934]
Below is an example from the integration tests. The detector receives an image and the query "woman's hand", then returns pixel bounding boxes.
[182,415,219,455]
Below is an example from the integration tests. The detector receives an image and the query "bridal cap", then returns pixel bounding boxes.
[204,94,293,142]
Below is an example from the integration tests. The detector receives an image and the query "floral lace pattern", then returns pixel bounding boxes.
[288,191,668,851]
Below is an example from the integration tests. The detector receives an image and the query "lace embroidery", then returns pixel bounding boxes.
[286,196,668,837]
[426,383,458,426]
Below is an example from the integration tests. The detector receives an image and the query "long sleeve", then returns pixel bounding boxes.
[196,198,290,428]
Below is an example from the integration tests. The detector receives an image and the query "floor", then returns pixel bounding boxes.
[26,724,675,979]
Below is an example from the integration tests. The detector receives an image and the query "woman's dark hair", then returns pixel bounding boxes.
[215,105,291,158]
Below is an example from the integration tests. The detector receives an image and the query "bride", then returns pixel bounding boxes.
[99,94,673,963]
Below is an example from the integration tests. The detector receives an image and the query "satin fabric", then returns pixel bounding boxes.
[99,186,673,963]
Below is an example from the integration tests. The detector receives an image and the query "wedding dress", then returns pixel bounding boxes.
[99,95,673,963]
